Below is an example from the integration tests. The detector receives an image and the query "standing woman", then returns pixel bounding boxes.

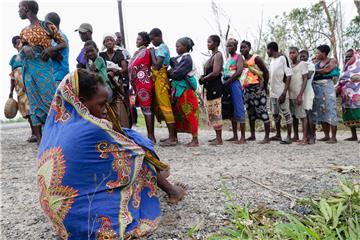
[100,33,131,128]
[312,44,340,144]
[222,38,246,144]
[149,28,176,146]
[240,40,271,143]
[337,49,360,141]
[128,32,156,142]
[169,37,200,147]
[199,35,224,145]
[18,0,66,143]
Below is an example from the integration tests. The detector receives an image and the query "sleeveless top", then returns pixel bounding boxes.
[204,52,223,100]
[243,55,260,88]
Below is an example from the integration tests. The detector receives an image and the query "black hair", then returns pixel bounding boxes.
[346,49,354,54]
[20,0,39,15]
[289,46,299,52]
[177,37,195,52]
[209,35,221,47]
[12,36,21,47]
[267,42,278,52]
[138,31,151,46]
[84,40,98,51]
[241,40,251,49]
[45,12,60,27]
[316,44,331,55]
[78,69,105,100]
[149,28,162,37]
[299,49,309,56]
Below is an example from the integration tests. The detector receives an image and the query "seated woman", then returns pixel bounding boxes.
[169,37,199,147]
[37,69,186,239]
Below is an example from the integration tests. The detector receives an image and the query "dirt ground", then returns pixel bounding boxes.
[1,124,359,239]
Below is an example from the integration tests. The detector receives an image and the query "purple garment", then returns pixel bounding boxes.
[76,48,86,65]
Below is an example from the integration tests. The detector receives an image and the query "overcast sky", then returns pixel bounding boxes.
[0,0,357,120]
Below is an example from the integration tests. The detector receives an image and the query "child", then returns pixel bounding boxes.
[9,36,36,142]
[84,40,113,101]
[288,47,309,144]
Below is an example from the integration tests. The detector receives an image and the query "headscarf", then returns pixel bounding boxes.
[339,49,360,82]
[102,33,117,50]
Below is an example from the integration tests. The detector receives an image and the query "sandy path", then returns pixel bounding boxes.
[1,125,359,239]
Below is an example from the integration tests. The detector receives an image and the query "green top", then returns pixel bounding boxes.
[94,57,112,88]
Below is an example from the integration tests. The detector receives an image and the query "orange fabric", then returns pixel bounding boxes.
[20,22,64,48]
[243,55,260,87]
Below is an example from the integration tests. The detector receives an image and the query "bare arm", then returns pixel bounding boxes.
[255,56,269,89]
[296,73,308,105]
[149,48,164,70]
[318,58,337,74]
[203,53,223,82]
[9,74,15,98]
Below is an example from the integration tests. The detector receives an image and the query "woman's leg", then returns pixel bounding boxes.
[210,129,223,145]
[247,117,256,140]
[327,125,337,144]
[227,119,238,141]
[33,125,42,144]
[292,117,299,141]
[306,110,315,144]
[144,113,156,143]
[319,122,330,141]
[236,122,246,144]
[345,127,358,141]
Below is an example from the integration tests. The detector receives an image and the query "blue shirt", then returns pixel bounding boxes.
[77,48,86,66]
[52,30,70,81]
[155,43,170,66]
[9,54,23,70]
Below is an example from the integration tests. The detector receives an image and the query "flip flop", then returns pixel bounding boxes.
[159,141,177,147]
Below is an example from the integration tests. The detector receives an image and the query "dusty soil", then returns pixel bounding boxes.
[1,125,359,239]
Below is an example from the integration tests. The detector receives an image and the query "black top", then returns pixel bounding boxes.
[203,53,223,100]
[99,49,125,66]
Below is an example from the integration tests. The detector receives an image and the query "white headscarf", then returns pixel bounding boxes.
[102,33,117,50]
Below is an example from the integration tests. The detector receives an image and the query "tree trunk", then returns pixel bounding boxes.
[355,0,360,16]
[320,0,338,60]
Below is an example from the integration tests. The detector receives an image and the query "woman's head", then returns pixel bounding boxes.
[103,34,116,51]
[12,36,22,50]
[316,44,331,60]
[136,31,150,48]
[344,49,354,65]
[299,50,309,62]
[240,40,251,56]
[77,69,108,119]
[176,37,194,55]
[226,38,238,55]
[207,35,221,51]
[19,0,38,19]
[149,28,162,47]
[84,40,98,61]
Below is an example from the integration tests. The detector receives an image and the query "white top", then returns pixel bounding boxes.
[269,55,293,98]
[303,61,316,110]
[289,61,308,99]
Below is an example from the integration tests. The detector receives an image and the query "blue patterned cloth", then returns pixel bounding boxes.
[22,49,57,126]
[52,30,69,81]
[155,43,170,66]
[37,70,161,239]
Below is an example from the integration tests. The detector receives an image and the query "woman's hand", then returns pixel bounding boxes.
[296,94,303,106]
[41,48,56,61]
[278,92,286,104]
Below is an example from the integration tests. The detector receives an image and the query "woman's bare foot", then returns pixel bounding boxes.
[344,137,358,141]
[308,138,315,145]
[225,136,238,142]
[235,139,246,144]
[258,138,270,144]
[297,139,309,145]
[149,136,157,144]
[159,139,177,147]
[269,135,282,141]
[167,183,187,204]
[318,137,330,142]
[208,138,217,142]
[326,138,337,144]
[185,141,199,147]
[291,137,300,142]
[246,136,256,141]
[27,135,37,143]
[209,139,223,146]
